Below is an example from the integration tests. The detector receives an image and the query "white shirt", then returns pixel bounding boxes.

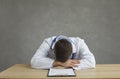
[31,35,96,70]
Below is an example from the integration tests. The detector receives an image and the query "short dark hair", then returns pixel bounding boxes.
[54,39,72,62]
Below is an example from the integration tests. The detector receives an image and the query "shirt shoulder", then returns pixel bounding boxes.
[43,36,56,46]
[69,37,84,44]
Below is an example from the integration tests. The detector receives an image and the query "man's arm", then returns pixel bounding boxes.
[31,39,54,69]
[53,59,80,68]
[73,38,96,70]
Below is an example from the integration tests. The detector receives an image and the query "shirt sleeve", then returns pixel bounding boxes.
[73,38,96,70]
[31,39,54,69]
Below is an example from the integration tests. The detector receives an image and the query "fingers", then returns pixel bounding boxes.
[70,63,78,67]
[62,59,80,68]
[71,60,80,64]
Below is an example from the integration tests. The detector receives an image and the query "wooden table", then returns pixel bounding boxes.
[0,64,120,79]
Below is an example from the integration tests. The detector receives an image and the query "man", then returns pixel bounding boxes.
[31,35,96,70]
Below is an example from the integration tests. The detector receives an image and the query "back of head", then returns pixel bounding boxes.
[54,39,72,62]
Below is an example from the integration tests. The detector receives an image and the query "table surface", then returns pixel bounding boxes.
[0,64,120,79]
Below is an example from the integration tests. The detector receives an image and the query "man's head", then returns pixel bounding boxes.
[54,39,72,62]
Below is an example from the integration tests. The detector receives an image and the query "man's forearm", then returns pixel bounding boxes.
[53,59,80,68]
[53,60,63,67]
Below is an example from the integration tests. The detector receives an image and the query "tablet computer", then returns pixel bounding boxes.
[47,68,76,77]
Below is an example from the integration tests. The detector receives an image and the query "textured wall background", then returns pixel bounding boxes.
[0,0,120,71]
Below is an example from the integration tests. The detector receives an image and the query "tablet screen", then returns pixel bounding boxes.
[48,68,76,77]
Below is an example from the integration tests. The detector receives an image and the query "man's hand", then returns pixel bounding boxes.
[61,59,80,68]
[53,59,80,68]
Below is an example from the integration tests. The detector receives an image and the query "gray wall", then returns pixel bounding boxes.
[0,0,120,71]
